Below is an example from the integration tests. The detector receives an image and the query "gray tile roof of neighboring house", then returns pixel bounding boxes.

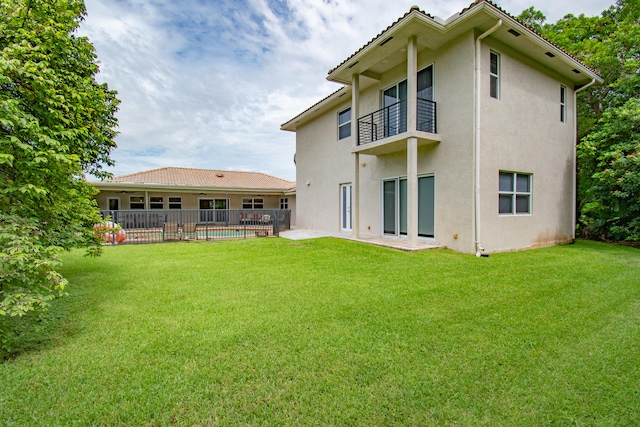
[103,167,295,191]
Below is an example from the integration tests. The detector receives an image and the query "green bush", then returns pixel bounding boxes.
[0,214,67,350]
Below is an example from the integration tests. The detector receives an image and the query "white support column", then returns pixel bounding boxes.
[407,36,418,248]
[407,137,418,248]
[407,36,418,132]
[351,74,360,239]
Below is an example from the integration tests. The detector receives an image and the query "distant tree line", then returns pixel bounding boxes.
[518,0,640,243]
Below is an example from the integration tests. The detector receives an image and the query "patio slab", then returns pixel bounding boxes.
[280,229,445,252]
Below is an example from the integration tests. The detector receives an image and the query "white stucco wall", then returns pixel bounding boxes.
[479,39,576,253]
[293,28,577,254]
[294,106,355,231]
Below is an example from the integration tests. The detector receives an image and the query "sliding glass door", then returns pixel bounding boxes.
[382,176,434,238]
[382,80,407,137]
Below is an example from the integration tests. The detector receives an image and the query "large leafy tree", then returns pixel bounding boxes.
[0,0,119,339]
[518,0,640,242]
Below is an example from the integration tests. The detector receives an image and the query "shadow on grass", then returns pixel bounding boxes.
[1,249,122,362]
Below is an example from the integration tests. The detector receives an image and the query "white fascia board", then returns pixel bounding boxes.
[280,86,351,131]
[326,11,445,83]
[461,3,602,83]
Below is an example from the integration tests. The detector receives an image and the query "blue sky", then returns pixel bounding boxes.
[80,0,615,182]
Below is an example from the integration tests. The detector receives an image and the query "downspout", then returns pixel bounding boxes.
[474,19,502,257]
[572,79,597,240]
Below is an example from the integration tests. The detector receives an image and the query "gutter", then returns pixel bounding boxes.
[474,19,502,257]
[571,79,597,240]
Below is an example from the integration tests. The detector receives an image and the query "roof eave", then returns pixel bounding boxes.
[326,10,444,84]
[90,181,292,194]
[280,86,351,131]
[474,2,602,84]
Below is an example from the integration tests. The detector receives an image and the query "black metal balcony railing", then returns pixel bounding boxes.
[417,97,437,134]
[357,98,437,145]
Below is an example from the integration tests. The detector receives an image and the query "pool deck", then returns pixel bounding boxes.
[280,229,445,252]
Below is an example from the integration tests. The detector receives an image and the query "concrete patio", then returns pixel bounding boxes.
[279,229,445,252]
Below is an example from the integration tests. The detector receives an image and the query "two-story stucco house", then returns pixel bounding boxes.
[281,0,602,255]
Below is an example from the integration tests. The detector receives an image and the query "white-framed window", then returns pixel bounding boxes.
[560,85,566,123]
[149,196,163,209]
[129,196,144,210]
[280,198,288,209]
[168,197,182,209]
[242,198,264,209]
[338,108,351,140]
[490,51,500,99]
[499,171,532,215]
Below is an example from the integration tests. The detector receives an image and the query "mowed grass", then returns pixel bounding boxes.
[1,238,639,426]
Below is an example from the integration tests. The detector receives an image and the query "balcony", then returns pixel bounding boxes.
[355,98,440,155]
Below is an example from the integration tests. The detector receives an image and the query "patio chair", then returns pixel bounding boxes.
[260,214,271,224]
[162,221,180,241]
[181,222,197,240]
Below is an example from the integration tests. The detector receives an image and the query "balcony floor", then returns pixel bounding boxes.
[353,130,441,155]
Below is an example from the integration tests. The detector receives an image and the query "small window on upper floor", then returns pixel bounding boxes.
[560,85,567,123]
[490,52,500,99]
[338,108,351,140]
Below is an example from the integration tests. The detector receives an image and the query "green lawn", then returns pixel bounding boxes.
[1,238,639,426]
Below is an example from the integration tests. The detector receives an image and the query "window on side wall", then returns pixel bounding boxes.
[490,51,500,99]
[338,108,351,140]
[499,171,531,215]
[560,85,566,123]
[280,198,288,209]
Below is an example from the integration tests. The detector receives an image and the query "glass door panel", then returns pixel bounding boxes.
[199,199,214,222]
[417,66,433,100]
[341,184,352,231]
[399,179,407,235]
[383,180,396,235]
[383,81,407,137]
[418,176,435,238]
[214,198,228,223]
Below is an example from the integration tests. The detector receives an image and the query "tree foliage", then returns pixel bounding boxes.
[579,99,640,241]
[0,0,119,343]
[518,0,640,242]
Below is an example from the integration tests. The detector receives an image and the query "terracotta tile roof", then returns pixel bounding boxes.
[328,0,600,79]
[280,86,348,129]
[104,167,294,191]
[328,5,433,75]
[460,0,600,77]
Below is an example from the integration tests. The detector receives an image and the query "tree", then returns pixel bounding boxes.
[518,1,640,242]
[517,6,547,33]
[0,0,119,345]
[579,99,640,241]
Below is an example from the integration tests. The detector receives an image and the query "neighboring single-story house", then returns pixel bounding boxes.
[281,0,602,254]
[92,167,296,226]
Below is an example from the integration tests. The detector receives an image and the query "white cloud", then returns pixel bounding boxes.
[80,0,615,182]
